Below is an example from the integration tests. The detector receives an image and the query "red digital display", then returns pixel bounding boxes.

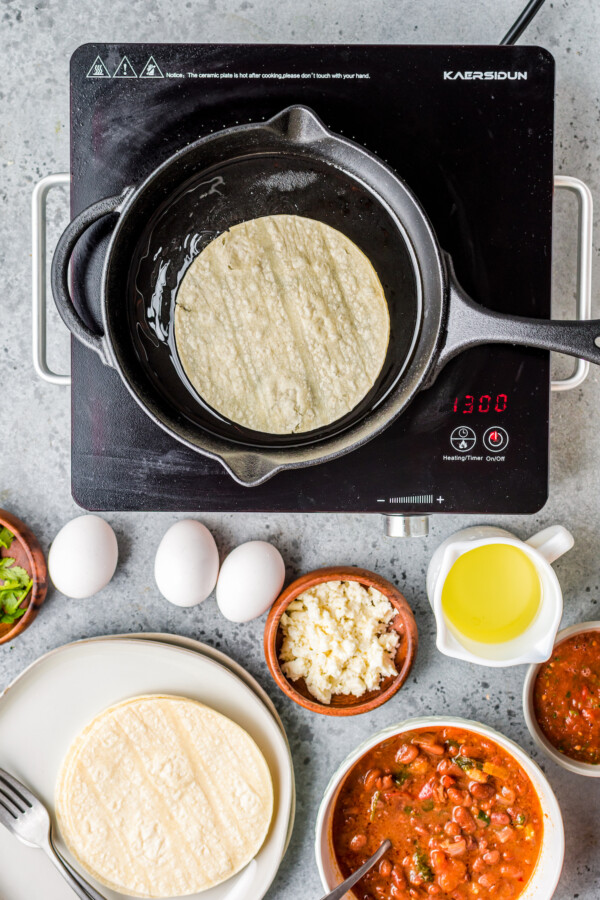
[453,394,507,414]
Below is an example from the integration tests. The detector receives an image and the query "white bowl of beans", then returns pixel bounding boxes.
[523,621,600,777]
[315,716,564,900]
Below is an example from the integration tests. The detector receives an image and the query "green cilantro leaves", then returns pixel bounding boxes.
[0,527,14,550]
[0,528,33,625]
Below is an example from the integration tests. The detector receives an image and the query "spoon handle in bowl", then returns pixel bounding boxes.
[319,839,392,900]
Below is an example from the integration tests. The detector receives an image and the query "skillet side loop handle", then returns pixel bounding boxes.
[437,255,600,373]
[50,193,123,364]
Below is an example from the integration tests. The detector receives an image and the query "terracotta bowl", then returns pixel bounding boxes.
[264,566,418,716]
[0,509,48,645]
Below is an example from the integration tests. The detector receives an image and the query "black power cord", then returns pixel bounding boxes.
[500,0,547,44]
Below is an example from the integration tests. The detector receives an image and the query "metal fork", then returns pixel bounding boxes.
[0,767,106,900]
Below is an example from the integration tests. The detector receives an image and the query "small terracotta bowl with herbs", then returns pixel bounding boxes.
[0,510,48,644]
[264,566,418,716]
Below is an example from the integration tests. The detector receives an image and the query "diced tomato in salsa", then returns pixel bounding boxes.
[332,726,542,900]
[533,630,600,765]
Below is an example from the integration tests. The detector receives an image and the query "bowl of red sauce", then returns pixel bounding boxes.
[523,621,600,777]
[315,717,564,900]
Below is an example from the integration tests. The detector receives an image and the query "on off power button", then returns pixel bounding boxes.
[483,427,509,452]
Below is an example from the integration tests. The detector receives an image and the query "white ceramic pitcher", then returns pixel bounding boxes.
[426,525,574,667]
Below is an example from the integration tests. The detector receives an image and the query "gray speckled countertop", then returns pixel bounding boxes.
[1,1,600,898]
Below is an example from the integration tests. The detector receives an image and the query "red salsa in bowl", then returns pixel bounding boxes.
[332,726,543,900]
[533,629,600,765]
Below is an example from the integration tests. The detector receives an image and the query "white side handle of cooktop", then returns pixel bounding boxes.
[31,174,593,391]
[31,173,71,385]
[552,176,593,391]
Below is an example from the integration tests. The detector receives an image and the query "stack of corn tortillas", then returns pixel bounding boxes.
[56,695,274,898]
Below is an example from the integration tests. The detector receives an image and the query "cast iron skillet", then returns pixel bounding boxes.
[52,106,600,486]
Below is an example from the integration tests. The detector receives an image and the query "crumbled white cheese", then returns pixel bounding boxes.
[279,580,399,704]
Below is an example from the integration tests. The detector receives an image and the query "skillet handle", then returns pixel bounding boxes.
[437,257,600,373]
[50,193,123,364]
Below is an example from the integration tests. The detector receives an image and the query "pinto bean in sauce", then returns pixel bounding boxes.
[332,727,543,900]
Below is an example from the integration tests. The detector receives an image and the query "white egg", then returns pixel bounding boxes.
[216,541,285,622]
[155,519,219,607]
[49,515,118,599]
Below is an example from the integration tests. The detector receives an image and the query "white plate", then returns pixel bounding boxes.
[112,633,282,727]
[0,638,294,900]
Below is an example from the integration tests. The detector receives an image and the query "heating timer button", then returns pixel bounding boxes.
[450,426,477,452]
[483,426,509,452]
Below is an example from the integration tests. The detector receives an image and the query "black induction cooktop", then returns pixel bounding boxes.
[69,42,554,513]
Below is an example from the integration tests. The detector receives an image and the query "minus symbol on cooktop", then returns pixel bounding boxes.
[376,499,386,502]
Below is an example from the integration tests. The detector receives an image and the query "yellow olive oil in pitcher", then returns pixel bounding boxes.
[441,544,541,644]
